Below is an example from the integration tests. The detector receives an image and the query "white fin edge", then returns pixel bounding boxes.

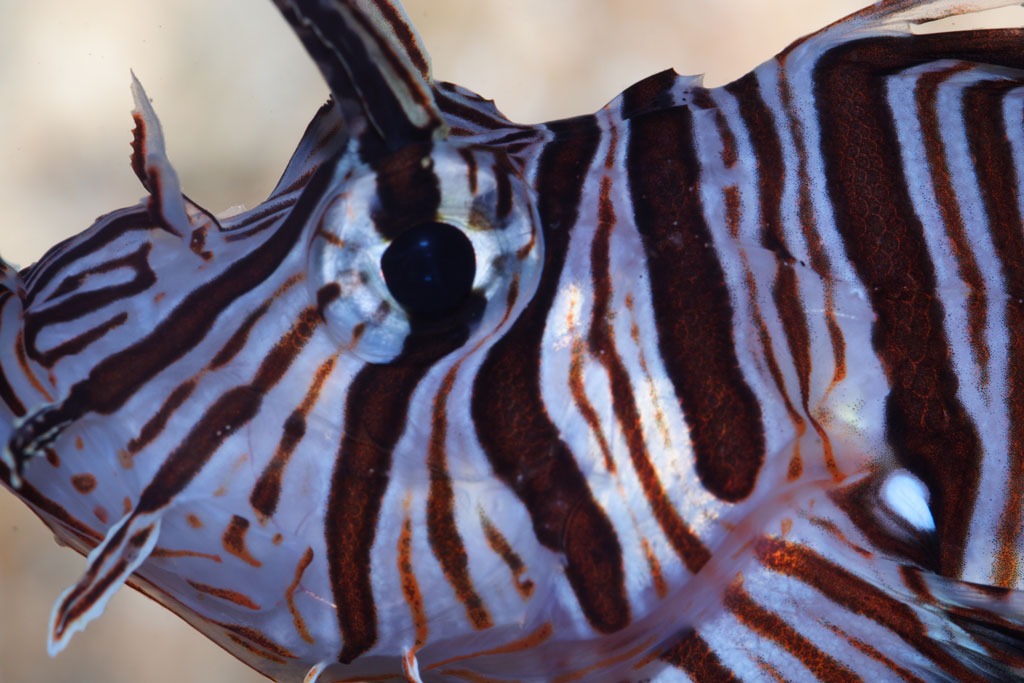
[46,511,162,656]
[129,72,194,237]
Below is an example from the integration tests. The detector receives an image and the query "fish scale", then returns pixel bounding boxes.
[3,1,1024,681]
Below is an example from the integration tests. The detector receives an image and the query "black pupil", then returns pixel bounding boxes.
[380,222,476,317]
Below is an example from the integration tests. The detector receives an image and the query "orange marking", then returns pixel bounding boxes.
[757,660,789,683]
[810,415,842,483]
[273,533,284,546]
[117,448,133,470]
[70,473,97,494]
[93,505,109,524]
[186,514,203,529]
[215,621,297,664]
[724,185,741,239]
[624,296,671,449]
[724,580,859,682]
[151,547,223,563]
[744,266,809,485]
[780,518,793,537]
[188,580,261,610]
[569,338,616,473]
[44,448,60,468]
[222,515,262,567]
[479,510,534,599]
[251,354,337,523]
[641,537,668,599]
[777,69,847,395]
[14,330,53,402]
[75,436,84,450]
[421,285,526,632]
[315,228,345,247]
[552,635,657,683]
[808,518,873,559]
[122,497,133,514]
[427,367,492,630]
[824,623,926,683]
[428,622,552,671]
[603,122,619,169]
[398,508,429,652]
[787,446,803,481]
[286,547,316,644]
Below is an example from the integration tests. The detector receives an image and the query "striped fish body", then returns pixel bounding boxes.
[3,0,1024,680]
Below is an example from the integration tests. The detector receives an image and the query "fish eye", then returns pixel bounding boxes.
[310,144,542,364]
[380,222,476,318]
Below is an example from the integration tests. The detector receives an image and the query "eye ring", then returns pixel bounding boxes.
[310,144,543,364]
[380,222,476,319]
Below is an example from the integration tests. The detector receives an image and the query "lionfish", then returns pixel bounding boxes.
[3,0,1024,680]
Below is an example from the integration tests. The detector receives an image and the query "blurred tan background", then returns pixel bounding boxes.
[1,1,1014,681]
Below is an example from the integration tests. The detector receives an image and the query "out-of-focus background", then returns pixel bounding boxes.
[0,1,1017,682]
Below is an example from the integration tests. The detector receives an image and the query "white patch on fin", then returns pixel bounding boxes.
[129,72,194,238]
[402,648,424,683]
[303,661,330,683]
[881,469,935,532]
[47,511,161,656]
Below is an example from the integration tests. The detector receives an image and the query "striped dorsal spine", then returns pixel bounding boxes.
[2,1,1024,680]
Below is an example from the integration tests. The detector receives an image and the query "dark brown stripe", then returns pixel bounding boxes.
[568,337,615,474]
[10,158,336,464]
[222,515,262,568]
[591,176,710,572]
[743,264,809,481]
[724,582,860,682]
[620,69,680,120]
[915,64,990,384]
[33,312,128,368]
[479,510,534,599]
[627,98,765,501]
[373,0,429,77]
[55,525,153,637]
[187,580,260,610]
[286,547,315,644]
[24,242,155,367]
[660,629,740,681]
[815,35,990,575]
[730,70,843,473]
[58,558,130,635]
[135,307,322,515]
[0,294,27,417]
[209,302,272,369]
[962,78,1024,586]
[427,368,492,629]
[24,208,153,308]
[251,355,336,521]
[213,621,297,663]
[825,623,927,683]
[371,143,441,239]
[434,90,516,133]
[397,513,428,651]
[274,0,440,151]
[472,115,630,634]
[326,357,435,663]
[755,536,986,681]
[777,68,848,390]
[126,379,197,456]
